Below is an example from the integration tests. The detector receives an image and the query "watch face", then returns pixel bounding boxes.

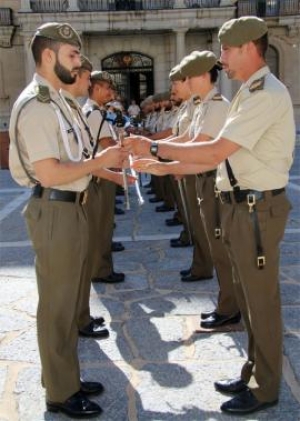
[150,142,158,157]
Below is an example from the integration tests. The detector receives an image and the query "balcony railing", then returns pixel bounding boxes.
[184,0,220,7]
[30,0,69,12]
[237,0,300,17]
[25,0,300,15]
[77,0,176,11]
[0,8,13,25]
[29,0,223,12]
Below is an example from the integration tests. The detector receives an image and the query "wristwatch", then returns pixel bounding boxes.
[150,141,159,157]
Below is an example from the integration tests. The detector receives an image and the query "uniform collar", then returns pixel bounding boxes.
[242,66,270,90]
[202,86,219,102]
[33,73,60,101]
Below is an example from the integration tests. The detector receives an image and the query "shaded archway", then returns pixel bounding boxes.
[102,51,154,107]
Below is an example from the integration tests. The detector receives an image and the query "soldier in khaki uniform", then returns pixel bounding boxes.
[62,56,123,339]
[179,52,240,328]
[83,71,126,285]
[9,22,127,418]
[125,17,295,415]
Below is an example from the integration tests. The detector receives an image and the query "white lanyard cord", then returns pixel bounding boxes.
[50,100,83,162]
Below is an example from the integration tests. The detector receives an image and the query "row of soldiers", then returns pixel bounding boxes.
[8,15,295,418]
[123,15,295,417]
[9,22,133,418]
[135,61,240,331]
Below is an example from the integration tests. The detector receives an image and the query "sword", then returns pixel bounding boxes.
[177,178,192,245]
[115,112,130,210]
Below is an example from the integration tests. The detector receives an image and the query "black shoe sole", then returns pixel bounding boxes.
[200,313,241,329]
[46,403,102,418]
[79,329,110,339]
[221,399,278,414]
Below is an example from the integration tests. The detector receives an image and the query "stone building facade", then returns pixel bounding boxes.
[0,0,299,167]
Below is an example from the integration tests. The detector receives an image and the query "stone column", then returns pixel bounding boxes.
[174,28,188,63]
[19,0,32,12]
[68,0,80,11]
[22,33,35,84]
[220,0,237,6]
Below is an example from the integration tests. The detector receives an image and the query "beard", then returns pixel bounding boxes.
[54,57,77,85]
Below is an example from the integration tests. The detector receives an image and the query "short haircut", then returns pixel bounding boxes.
[31,36,60,66]
[209,66,220,84]
[252,33,269,58]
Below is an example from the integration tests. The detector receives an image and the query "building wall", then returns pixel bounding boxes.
[0,1,299,133]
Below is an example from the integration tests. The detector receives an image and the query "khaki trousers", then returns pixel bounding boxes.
[196,175,239,315]
[221,191,291,402]
[94,179,116,278]
[184,175,213,277]
[77,181,99,329]
[24,195,88,402]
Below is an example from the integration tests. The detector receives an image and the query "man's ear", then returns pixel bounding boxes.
[42,48,55,64]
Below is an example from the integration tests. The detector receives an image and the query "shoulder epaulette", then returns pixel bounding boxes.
[36,84,51,103]
[65,97,77,110]
[249,77,265,93]
[212,93,223,101]
[85,104,102,118]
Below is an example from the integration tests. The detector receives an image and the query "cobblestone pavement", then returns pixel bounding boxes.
[0,145,299,421]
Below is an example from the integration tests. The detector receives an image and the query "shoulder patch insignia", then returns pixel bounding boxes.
[36,85,51,103]
[212,93,223,101]
[249,77,265,93]
[65,97,77,110]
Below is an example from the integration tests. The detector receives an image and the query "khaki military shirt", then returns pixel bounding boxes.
[216,66,295,191]
[82,99,113,149]
[189,88,229,140]
[9,74,90,191]
[62,90,94,158]
[172,97,197,137]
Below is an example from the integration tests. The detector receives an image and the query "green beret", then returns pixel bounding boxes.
[169,65,184,82]
[90,70,113,84]
[32,22,82,48]
[152,93,162,103]
[218,16,268,47]
[160,91,170,101]
[180,50,218,78]
[80,55,93,72]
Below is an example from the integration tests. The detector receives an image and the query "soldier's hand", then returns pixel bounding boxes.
[97,145,129,169]
[122,135,152,157]
[131,158,167,176]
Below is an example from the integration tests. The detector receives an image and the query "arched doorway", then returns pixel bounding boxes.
[266,45,279,78]
[102,52,154,107]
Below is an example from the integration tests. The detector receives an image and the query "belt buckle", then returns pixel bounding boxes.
[247,193,256,213]
[257,255,266,269]
[80,190,88,205]
[214,228,221,239]
[214,184,220,199]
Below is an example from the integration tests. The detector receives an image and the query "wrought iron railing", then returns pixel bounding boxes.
[184,0,220,7]
[0,8,13,25]
[30,0,69,12]
[77,0,175,11]
[26,0,300,14]
[237,0,300,17]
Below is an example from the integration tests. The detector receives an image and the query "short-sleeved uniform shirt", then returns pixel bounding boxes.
[9,74,90,191]
[216,66,296,191]
[189,87,229,140]
[82,98,114,149]
[172,97,197,137]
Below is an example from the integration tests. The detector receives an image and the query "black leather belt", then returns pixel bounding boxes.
[32,184,88,205]
[219,188,285,204]
[197,170,217,178]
